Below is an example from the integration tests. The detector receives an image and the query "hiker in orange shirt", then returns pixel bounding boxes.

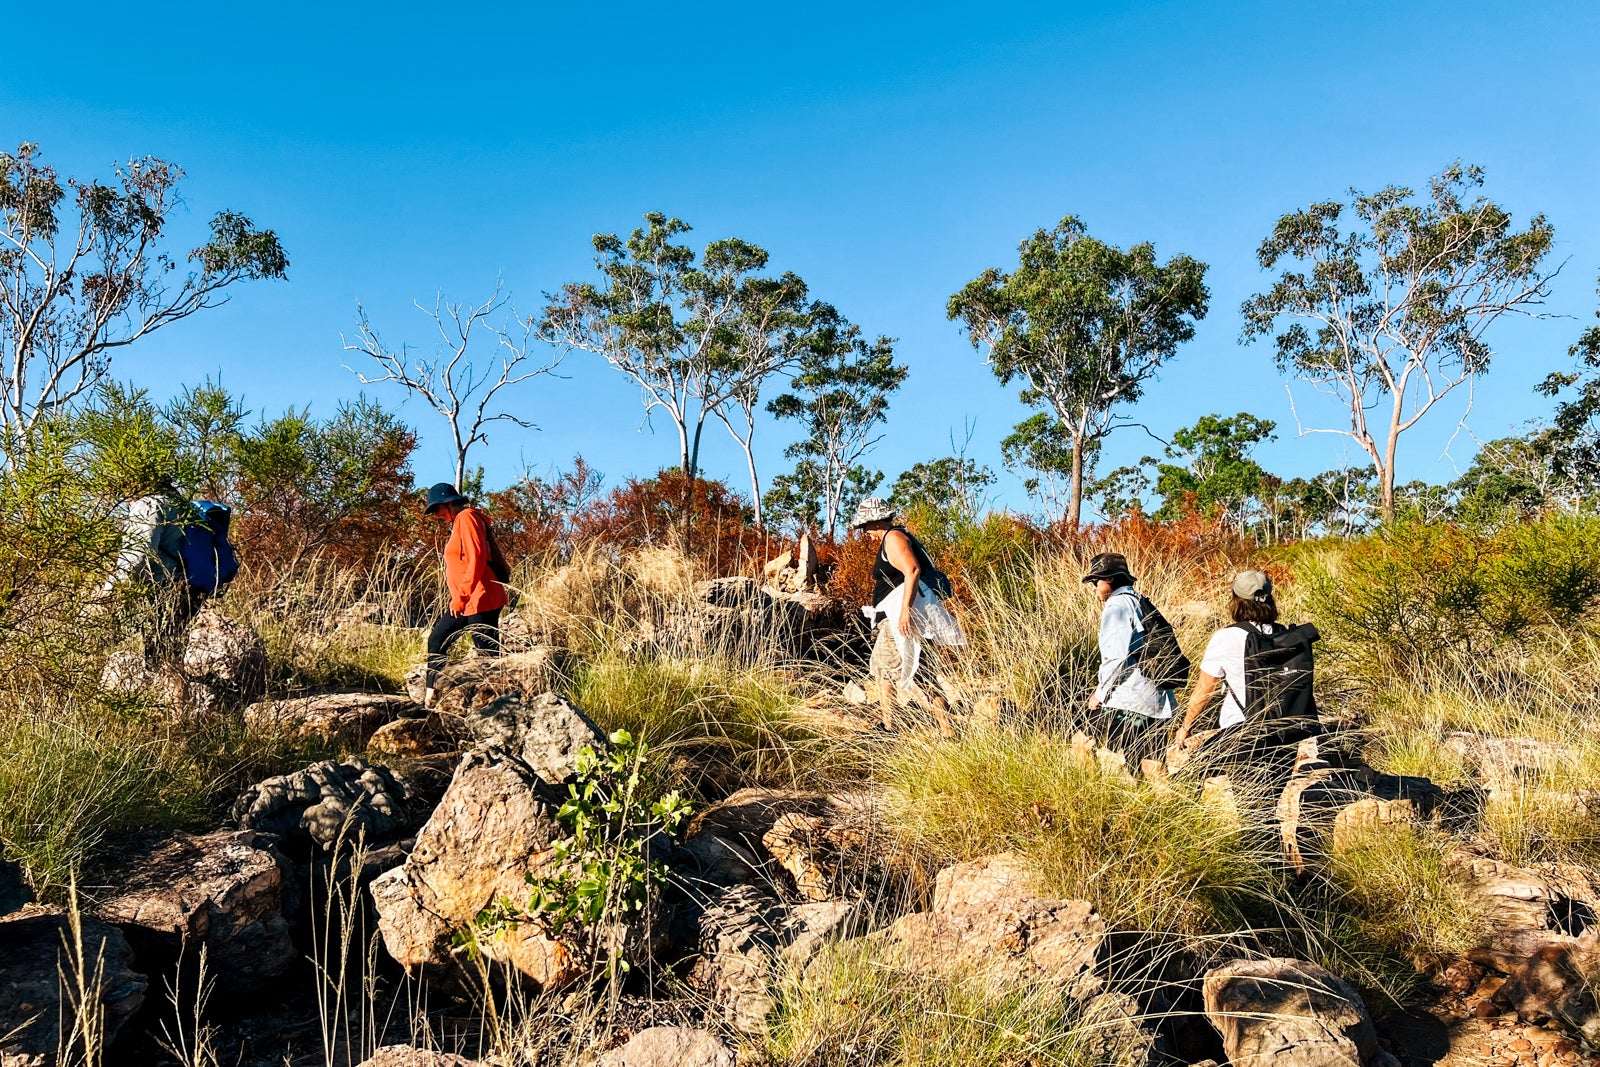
[422,482,509,707]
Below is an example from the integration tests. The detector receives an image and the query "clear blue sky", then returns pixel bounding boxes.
[4,1,1597,514]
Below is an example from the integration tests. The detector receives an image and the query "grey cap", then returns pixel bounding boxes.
[1232,570,1273,601]
[850,497,897,529]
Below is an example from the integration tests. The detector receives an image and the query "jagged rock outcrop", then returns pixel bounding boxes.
[182,609,268,700]
[244,692,422,747]
[1202,957,1398,1067]
[597,1026,737,1067]
[416,647,574,714]
[1470,928,1600,1044]
[100,650,218,716]
[0,906,147,1066]
[682,788,884,902]
[367,714,460,758]
[232,757,425,854]
[356,1048,482,1067]
[1277,765,1444,872]
[368,748,574,986]
[461,691,606,786]
[874,852,1104,998]
[685,884,790,1034]
[95,830,295,995]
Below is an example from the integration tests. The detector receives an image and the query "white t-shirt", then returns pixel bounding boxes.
[1198,622,1282,729]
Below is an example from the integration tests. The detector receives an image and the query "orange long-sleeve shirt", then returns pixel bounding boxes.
[444,507,508,615]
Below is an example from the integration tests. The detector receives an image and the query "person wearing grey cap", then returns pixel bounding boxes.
[1083,552,1177,766]
[1171,569,1319,776]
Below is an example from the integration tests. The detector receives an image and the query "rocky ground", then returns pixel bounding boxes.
[6,568,1600,1067]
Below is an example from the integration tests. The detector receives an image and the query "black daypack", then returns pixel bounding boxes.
[1134,595,1191,690]
[481,514,512,584]
[1234,622,1320,725]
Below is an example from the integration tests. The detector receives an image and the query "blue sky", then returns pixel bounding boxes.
[4,1,1597,514]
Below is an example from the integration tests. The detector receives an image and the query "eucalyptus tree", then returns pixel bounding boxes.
[765,304,907,536]
[0,142,286,446]
[1242,162,1556,522]
[541,213,810,533]
[949,217,1209,529]
[344,281,561,489]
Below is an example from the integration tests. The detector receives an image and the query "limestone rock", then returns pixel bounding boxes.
[877,853,1104,998]
[244,692,422,747]
[368,714,461,758]
[100,650,219,716]
[598,1026,737,1067]
[0,906,147,1066]
[96,830,294,995]
[685,788,880,901]
[369,749,572,986]
[182,609,268,699]
[781,900,869,966]
[430,647,574,717]
[1442,732,1574,785]
[1469,928,1600,1044]
[232,757,424,854]
[1278,767,1442,873]
[356,1048,482,1067]
[1202,957,1397,1067]
[461,691,606,786]
[685,884,789,1034]
[1449,851,1600,932]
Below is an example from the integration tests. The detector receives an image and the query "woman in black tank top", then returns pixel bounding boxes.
[849,496,954,737]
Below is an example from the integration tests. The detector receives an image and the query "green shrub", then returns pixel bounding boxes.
[1301,516,1600,680]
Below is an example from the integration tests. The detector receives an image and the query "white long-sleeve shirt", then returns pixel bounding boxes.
[1093,587,1176,719]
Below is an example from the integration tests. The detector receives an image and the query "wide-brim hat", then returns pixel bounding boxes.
[1081,552,1135,584]
[424,482,470,515]
[850,497,897,529]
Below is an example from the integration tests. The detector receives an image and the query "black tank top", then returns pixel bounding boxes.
[871,526,937,607]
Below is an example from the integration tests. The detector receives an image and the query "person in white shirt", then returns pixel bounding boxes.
[1083,552,1175,766]
[1170,569,1312,780]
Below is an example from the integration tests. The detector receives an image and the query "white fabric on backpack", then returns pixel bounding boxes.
[863,580,967,689]
[1198,622,1283,729]
[1093,586,1175,719]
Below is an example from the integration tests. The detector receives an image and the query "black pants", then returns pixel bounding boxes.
[1100,708,1167,771]
[426,608,502,685]
[144,584,205,669]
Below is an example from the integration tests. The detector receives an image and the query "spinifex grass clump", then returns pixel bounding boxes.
[761,937,1150,1067]
[876,727,1282,939]
[0,689,342,896]
[571,648,828,799]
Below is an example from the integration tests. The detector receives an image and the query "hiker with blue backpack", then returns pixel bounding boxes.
[1169,570,1320,782]
[421,483,510,709]
[1082,553,1188,770]
[102,476,240,667]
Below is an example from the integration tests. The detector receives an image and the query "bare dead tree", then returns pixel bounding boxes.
[343,282,563,489]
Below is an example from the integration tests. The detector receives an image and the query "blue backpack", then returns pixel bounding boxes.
[180,501,240,594]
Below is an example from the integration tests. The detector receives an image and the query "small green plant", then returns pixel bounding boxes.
[475,730,691,976]
[530,730,693,932]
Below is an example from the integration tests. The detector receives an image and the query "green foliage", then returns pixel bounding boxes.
[1148,412,1277,529]
[523,731,690,935]
[0,142,286,436]
[1242,162,1555,520]
[570,649,825,798]
[890,456,996,529]
[762,937,1149,1067]
[949,215,1209,527]
[765,303,906,536]
[1302,516,1600,678]
[1327,824,1492,970]
[879,727,1281,937]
